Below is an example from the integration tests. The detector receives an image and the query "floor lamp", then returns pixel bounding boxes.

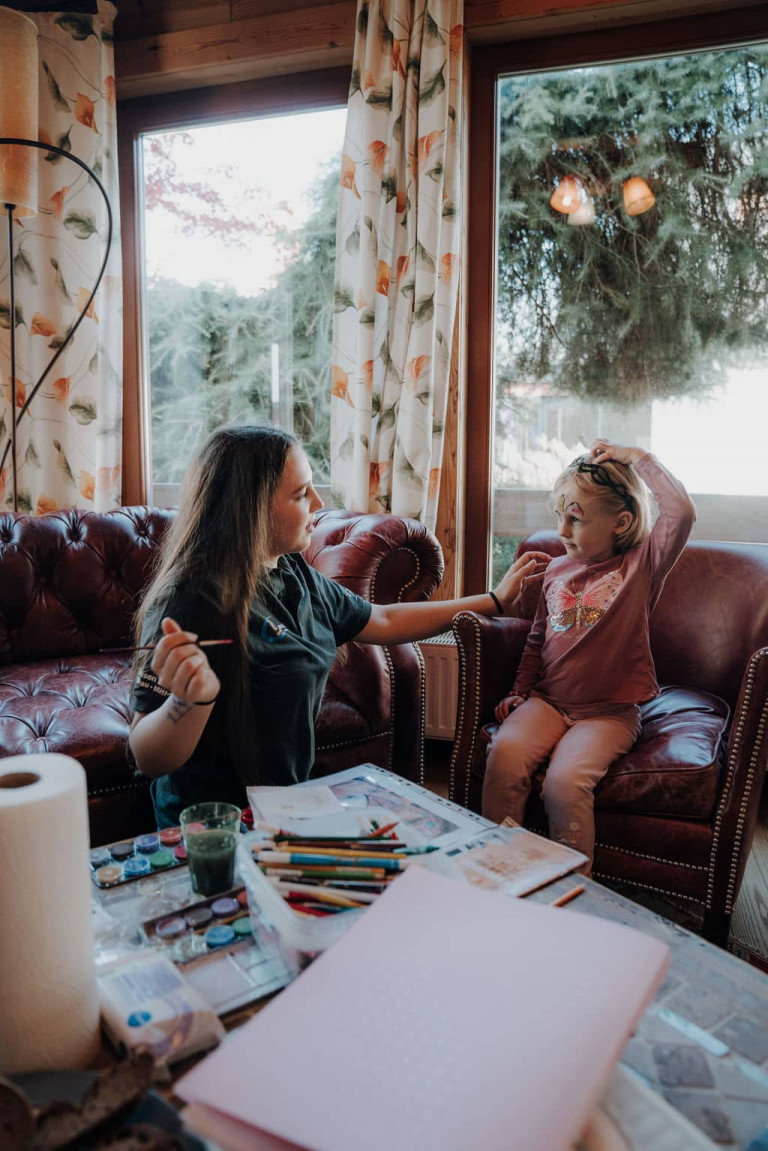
[0,6,112,513]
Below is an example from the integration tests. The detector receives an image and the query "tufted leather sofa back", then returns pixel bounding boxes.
[0,507,174,665]
[517,531,768,711]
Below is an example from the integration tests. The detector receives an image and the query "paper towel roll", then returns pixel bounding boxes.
[0,754,100,1074]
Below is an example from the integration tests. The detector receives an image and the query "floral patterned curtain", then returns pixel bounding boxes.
[0,2,122,514]
[330,0,463,528]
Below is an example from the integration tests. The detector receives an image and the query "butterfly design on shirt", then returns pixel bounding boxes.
[547,571,623,632]
[261,617,288,643]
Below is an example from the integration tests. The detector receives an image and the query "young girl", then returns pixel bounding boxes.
[129,426,550,828]
[483,438,696,872]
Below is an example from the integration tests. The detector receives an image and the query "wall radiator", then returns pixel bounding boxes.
[419,632,459,740]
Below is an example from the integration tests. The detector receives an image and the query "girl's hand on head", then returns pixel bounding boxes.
[151,617,221,706]
[590,439,645,467]
[493,551,552,614]
[494,694,526,722]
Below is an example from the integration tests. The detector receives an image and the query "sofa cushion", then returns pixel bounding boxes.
[479,685,729,820]
[596,686,729,818]
[0,655,135,796]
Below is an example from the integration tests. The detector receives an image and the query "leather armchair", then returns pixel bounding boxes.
[0,507,442,846]
[450,532,768,945]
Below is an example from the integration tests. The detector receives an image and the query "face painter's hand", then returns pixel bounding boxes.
[151,617,221,706]
[493,551,552,615]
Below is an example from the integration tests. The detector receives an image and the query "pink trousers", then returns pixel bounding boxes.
[482,696,640,873]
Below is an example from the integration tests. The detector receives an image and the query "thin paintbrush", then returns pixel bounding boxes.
[99,639,234,653]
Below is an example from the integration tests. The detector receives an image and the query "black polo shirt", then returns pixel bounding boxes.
[131,554,372,828]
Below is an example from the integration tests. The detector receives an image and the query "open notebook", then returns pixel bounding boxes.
[177,868,669,1151]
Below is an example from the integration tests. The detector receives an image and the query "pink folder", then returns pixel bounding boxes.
[177,868,669,1151]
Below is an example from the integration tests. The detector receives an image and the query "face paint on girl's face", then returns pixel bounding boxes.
[555,481,629,564]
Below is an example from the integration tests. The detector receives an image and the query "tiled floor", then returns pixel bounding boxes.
[422,739,768,971]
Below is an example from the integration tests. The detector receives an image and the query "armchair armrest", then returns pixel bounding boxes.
[306,510,443,604]
[449,611,532,811]
[706,646,768,928]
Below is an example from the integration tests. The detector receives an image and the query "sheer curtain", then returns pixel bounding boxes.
[330,0,463,529]
[0,2,122,513]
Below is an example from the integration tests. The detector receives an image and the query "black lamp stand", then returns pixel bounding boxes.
[1,137,112,512]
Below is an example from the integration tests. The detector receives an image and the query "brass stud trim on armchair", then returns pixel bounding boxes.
[713,647,768,915]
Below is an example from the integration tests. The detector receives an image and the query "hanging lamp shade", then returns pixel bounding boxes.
[550,176,582,215]
[567,197,596,226]
[623,177,655,217]
[0,6,39,218]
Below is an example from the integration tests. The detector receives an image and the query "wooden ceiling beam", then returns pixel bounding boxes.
[114,0,760,100]
[115,1,357,99]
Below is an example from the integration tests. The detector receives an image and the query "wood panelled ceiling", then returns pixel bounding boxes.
[113,0,764,98]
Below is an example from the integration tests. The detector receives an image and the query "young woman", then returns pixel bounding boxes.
[483,438,696,871]
[129,426,550,828]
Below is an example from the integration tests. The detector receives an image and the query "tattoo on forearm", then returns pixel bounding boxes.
[167,694,192,723]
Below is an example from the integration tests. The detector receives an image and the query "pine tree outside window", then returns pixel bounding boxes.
[490,40,768,583]
[135,102,346,506]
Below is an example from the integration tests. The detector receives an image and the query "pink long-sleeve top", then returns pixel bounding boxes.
[513,454,696,719]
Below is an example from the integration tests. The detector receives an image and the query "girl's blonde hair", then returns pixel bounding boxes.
[550,454,652,552]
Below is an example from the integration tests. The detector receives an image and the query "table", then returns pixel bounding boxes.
[95,766,768,1149]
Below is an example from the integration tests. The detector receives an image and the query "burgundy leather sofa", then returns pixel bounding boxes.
[450,531,768,945]
[0,507,443,846]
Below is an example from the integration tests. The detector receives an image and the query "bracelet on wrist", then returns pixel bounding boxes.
[488,589,503,615]
[194,697,219,707]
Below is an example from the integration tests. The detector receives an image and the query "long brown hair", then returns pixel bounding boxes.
[134,425,298,777]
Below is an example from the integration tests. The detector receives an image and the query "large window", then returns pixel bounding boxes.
[466,22,768,588]
[126,76,348,505]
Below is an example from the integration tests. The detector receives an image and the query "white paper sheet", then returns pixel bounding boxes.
[177,867,669,1151]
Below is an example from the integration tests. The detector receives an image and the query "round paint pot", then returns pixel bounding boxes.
[241,807,254,828]
[211,897,239,918]
[110,842,134,862]
[155,916,188,940]
[123,856,152,878]
[135,833,160,854]
[174,844,187,862]
[185,906,214,929]
[232,916,252,937]
[95,865,122,886]
[159,827,182,847]
[185,821,206,835]
[148,849,174,870]
[90,847,111,868]
[236,890,249,908]
[204,924,235,949]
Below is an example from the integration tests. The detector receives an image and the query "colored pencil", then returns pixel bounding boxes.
[267,880,366,907]
[551,884,586,907]
[262,866,387,880]
[99,639,234,653]
[258,846,410,862]
[271,879,377,905]
[258,850,408,871]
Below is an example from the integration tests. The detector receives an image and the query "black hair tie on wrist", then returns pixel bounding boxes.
[488,590,503,615]
[194,697,218,707]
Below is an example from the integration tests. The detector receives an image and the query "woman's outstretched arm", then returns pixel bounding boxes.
[355,552,551,646]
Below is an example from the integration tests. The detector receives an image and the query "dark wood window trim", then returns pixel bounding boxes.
[464,5,768,594]
[117,67,351,506]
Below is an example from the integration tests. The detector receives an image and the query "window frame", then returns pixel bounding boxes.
[117,67,351,506]
[464,5,768,594]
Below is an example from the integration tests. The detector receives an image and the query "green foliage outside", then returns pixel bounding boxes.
[147,160,340,485]
[497,45,768,403]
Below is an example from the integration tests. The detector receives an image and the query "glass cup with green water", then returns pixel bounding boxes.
[180,802,241,897]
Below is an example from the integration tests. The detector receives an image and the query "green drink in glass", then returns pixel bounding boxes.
[180,802,241,897]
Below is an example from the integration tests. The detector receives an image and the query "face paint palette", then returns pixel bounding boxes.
[141,886,255,964]
[90,827,188,889]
